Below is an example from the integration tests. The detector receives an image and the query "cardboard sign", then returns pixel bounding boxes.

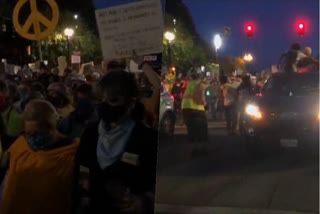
[95,0,163,59]
[58,56,67,76]
[72,55,81,64]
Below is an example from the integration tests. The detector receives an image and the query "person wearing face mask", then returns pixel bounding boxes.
[0,99,80,214]
[78,70,157,214]
[0,81,23,150]
[47,82,75,118]
[55,83,96,139]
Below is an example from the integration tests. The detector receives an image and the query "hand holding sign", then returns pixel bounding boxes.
[13,0,59,41]
[132,50,144,66]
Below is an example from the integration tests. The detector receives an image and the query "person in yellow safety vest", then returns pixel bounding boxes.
[181,72,208,142]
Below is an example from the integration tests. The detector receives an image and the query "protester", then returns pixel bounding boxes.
[58,84,97,138]
[47,82,74,118]
[220,75,238,135]
[78,70,157,214]
[0,99,80,214]
[237,75,253,132]
[181,72,208,142]
[0,81,24,150]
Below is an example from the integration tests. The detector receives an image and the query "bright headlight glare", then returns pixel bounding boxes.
[245,104,262,119]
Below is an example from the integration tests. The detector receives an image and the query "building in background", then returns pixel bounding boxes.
[0,16,31,65]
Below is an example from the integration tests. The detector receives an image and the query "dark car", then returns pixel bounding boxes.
[240,71,319,153]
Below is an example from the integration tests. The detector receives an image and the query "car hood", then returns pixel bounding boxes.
[253,94,319,114]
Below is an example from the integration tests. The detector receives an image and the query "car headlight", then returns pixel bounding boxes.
[245,104,262,120]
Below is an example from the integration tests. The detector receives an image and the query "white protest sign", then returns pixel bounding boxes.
[72,51,81,64]
[95,0,163,59]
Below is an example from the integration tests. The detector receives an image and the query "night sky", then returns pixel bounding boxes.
[183,0,319,70]
[94,0,318,71]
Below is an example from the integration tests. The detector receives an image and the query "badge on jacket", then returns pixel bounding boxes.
[121,152,140,166]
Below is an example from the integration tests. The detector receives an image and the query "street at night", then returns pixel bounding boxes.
[156,120,319,214]
[157,0,319,213]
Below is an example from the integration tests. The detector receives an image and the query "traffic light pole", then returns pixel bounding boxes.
[168,41,173,66]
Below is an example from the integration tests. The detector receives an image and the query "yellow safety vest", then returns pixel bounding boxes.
[181,80,205,111]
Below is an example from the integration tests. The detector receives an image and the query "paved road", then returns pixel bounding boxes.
[156,121,319,214]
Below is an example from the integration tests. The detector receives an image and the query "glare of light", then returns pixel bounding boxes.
[299,23,304,29]
[201,66,205,72]
[247,25,253,31]
[214,34,222,50]
[244,53,253,62]
[74,14,78,20]
[245,104,262,119]
[164,31,175,42]
[64,28,74,38]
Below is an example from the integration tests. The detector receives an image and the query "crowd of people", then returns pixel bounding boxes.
[0,54,160,214]
[176,72,253,141]
[174,42,319,141]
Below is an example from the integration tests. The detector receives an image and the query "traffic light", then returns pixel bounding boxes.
[297,22,305,36]
[246,24,254,37]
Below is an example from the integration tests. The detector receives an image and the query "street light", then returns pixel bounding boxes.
[64,28,74,61]
[64,28,74,38]
[244,53,253,62]
[214,34,222,50]
[213,34,222,63]
[164,31,175,43]
[74,14,78,20]
[164,31,175,66]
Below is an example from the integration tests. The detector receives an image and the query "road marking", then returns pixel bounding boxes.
[155,204,318,214]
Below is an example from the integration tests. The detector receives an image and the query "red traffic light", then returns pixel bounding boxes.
[297,22,305,36]
[298,23,304,29]
[246,24,254,37]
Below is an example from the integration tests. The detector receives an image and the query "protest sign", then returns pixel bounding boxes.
[96,0,163,59]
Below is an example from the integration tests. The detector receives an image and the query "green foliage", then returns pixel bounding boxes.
[36,10,102,64]
[163,2,214,71]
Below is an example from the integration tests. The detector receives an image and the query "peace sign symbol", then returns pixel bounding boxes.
[13,0,60,41]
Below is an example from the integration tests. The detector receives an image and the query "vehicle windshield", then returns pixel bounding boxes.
[264,73,319,96]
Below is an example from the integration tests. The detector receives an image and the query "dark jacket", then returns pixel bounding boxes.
[78,121,158,214]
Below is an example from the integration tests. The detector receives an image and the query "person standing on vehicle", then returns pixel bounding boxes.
[220,75,238,135]
[278,43,306,73]
[297,47,319,69]
[181,72,208,142]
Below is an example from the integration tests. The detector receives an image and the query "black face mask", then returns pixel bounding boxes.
[47,96,62,107]
[97,102,129,125]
